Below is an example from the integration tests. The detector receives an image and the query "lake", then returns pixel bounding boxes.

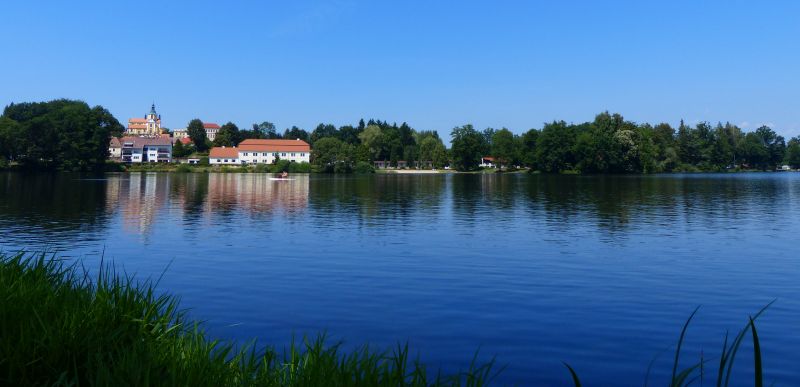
[1,172,798,385]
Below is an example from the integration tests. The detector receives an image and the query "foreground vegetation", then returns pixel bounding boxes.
[0,253,496,386]
[1,252,776,386]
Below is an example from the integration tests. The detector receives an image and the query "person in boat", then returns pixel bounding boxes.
[280,171,288,178]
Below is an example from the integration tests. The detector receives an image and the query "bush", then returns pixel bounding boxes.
[354,161,375,174]
[199,157,209,166]
[254,164,270,173]
[270,159,291,173]
[175,164,192,173]
[288,162,311,173]
[333,161,352,174]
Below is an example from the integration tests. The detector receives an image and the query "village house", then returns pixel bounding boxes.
[209,139,311,165]
[480,156,496,168]
[108,137,122,160]
[204,123,221,141]
[171,123,219,141]
[120,136,173,163]
[172,128,188,139]
[209,146,240,165]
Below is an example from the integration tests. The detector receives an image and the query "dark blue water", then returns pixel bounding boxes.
[1,172,798,385]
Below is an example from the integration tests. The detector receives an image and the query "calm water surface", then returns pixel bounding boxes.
[1,172,798,385]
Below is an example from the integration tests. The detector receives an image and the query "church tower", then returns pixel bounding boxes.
[145,103,162,136]
[126,104,164,136]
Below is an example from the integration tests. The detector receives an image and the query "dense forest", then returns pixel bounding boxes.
[3,99,800,173]
[0,100,123,170]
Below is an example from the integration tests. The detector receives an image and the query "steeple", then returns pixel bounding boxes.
[150,103,157,115]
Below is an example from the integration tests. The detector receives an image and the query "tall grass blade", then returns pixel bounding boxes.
[723,300,774,387]
[562,362,581,387]
[749,316,762,387]
[671,305,700,387]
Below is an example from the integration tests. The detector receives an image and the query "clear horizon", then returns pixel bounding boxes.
[2,1,799,139]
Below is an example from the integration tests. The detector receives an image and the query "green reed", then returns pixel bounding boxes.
[564,301,774,387]
[0,252,497,386]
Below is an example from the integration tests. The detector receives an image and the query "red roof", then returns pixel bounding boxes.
[209,147,239,159]
[203,123,220,129]
[179,137,192,145]
[237,139,311,152]
[482,156,495,161]
[129,118,146,123]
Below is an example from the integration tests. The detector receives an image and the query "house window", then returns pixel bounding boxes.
[300,153,305,157]
[262,153,268,156]
[281,153,287,157]
[224,159,228,162]
[291,153,295,157]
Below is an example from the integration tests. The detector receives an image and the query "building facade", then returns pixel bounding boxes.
[120,137,173,163]
[204,123,221,141]
[172,128,189,139]
[109,137,122,159]
[209,139,311,165]
[126,104,163,137]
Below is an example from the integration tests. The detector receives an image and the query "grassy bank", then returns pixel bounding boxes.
[0,253,495,386]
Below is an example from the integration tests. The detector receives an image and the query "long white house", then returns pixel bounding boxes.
[209,139,311,165]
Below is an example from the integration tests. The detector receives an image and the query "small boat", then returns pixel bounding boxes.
[269,178,294,181]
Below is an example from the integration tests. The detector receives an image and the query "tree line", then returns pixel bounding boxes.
[454,112,799,173]
[190,111,799,173]
[0,100,123,170]
[3,99,800,173]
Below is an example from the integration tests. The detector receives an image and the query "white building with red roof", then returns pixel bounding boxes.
[209,139,311,165]
[204,122,221,141]
[209,146,240,165]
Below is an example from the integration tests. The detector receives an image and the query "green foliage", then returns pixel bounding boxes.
[213,122,241,147]
[536,121,575,173]
[252,121,279,139]
[520,129,539,169]
[354,161,375,174]
[199,157,209,166]
[418,136,448,169]
[785,137,800,168]
[175,163,192,173]
[187,119,208,152]
[0,253,496,386]
[172,139,195,158]
[491,128,517,169]
[359,124,384,161]
[288,162,311,173]
[450,124,485,171]
[312,137,354,173]
[0,99,124,170]
[283,126,310,143]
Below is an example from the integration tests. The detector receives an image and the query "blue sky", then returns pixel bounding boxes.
[1,1,799,139]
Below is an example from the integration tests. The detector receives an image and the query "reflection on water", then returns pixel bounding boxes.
[1,172,799,385]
